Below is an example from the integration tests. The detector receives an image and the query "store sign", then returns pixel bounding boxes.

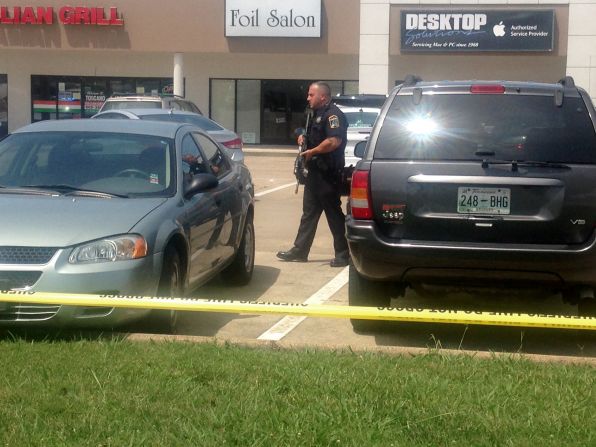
[84,93,106,112]
[225,0,321,37]
[0,6,124,25]
[401,10,554,52]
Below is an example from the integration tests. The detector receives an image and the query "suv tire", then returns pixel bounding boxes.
[348,264,390,333]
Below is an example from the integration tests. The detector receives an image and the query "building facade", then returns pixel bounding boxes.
[0,0,594,144]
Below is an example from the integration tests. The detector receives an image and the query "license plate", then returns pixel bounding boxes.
[457,187,510,215]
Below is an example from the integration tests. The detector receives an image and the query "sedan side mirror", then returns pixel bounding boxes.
[184,173,219,199]
[354,140,367,159]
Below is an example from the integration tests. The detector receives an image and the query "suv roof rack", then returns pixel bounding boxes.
[555,76,575,107]
[558,76,575,88]
[402,75,423,87]
[108,92,144,97]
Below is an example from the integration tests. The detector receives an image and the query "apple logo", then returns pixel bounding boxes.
[493,21,506,37]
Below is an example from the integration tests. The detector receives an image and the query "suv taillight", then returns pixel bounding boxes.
[350,170,372,219]
[222,137,243,150]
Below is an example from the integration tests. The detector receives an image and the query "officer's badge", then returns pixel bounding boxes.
[316,116,322,124]
[328,115,340,129]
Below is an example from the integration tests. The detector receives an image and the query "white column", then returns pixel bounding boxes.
[173,53,184,97]
[359,0,390,94]
[566,0,596,103]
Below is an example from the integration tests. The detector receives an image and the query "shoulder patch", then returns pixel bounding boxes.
[328,115,339,129]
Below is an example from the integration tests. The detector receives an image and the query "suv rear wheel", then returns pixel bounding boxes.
[348,264,391,333]
[578,298,596,317]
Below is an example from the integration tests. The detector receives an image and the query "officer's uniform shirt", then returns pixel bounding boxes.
[307,102,347,172]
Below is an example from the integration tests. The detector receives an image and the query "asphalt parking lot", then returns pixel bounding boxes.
[141,151,595,360]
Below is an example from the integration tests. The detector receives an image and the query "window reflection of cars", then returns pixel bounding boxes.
[92,109,244,163]
[337,106,380,168]
[0,119,255,330]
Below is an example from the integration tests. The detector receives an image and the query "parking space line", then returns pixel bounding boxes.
[254,182,296,197]
[257,266,349,341]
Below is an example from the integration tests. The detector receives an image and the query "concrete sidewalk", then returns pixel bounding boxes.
[243,145,297,157]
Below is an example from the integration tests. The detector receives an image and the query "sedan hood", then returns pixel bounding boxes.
[0,194,167,247]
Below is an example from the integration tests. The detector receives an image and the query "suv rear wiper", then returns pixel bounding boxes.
[480,159,570,171]
[515,160,570,169]
[20,184,129,198]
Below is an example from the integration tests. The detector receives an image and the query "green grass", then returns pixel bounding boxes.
[0,337,594,446]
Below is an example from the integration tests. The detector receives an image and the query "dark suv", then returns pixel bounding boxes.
[347,76,596,330]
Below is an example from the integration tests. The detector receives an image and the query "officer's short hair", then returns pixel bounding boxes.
[311,81,331,98]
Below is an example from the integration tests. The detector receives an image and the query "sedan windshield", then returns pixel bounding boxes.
[0,132,175,197]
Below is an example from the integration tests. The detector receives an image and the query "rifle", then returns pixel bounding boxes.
[294,108,312,194]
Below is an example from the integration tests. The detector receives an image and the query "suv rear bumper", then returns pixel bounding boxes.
[346,216,596,287]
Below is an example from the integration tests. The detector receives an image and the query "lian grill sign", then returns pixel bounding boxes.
[401,10,554,52]
[0,6,123,25]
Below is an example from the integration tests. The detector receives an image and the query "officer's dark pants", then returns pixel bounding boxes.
[293,168,349,259]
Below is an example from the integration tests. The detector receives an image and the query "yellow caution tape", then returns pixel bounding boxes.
[0,290,595,330]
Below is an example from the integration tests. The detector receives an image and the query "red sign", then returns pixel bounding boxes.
[0,6,124,25]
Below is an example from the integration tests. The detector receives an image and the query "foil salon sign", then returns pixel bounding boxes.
[225,0,321,37]
[401,10,554,52]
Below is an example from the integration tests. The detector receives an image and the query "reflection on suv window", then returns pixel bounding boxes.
[376,95,596,163]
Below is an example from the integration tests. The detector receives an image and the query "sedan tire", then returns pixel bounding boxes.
[145,246,182,333]
[221,216,255,286]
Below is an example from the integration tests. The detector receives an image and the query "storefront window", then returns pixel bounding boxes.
[211,78,358,145]
[109,79,135,96]
[237,80,261,144]
[0,74,7,138]
[211,79,235,131]
[136,79,160,96]
[32,76,174,122]
[343,81,359,95]
[32,75,58,122]
[57,80,81,120]
[83,79,107,118]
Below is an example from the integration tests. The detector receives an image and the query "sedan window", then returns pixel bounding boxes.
[181,134,209,177]
[0,132,175,197]
[193,133,230,178]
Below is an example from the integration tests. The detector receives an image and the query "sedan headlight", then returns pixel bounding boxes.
[69,235,148,264]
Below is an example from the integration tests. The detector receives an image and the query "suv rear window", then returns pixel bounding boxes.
[375,94,596,163]
[102,101,161,111]
[344,111,378,128]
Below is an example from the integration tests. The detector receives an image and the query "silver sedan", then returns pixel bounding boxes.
[338,105,380,167]
[92,109,245,163]
[0,119,255,328]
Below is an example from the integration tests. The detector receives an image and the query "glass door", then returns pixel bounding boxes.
[261,80,311,145]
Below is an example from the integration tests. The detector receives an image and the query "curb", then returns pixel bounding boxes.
[126,333,596,366]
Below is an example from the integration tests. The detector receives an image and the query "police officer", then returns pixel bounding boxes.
[277,82,349,267]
